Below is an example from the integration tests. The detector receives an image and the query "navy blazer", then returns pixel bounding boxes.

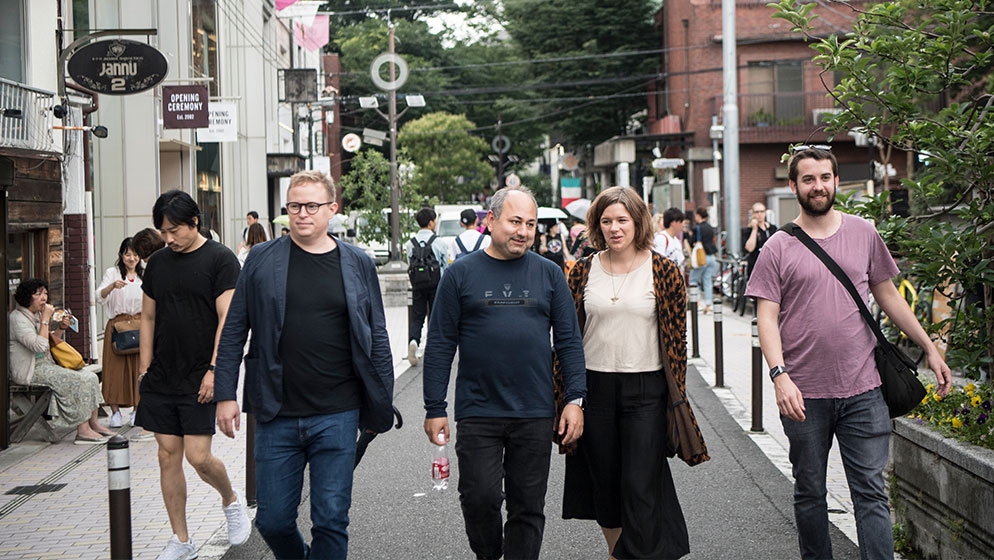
[214,235,395,432]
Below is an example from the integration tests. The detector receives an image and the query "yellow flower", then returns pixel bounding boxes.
[972,396,982,408]
[952,418,963,428]
[933,393,943,402]
[965,383,976,395]
[926,384,935,393]
[921,396,930,405]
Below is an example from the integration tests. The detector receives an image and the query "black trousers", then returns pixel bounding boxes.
[582,370,689,559]
[408,286,435,343]
[455,417,552,560]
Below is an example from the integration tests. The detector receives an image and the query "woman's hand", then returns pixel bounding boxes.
[113,279,127,290]
[58,313,71,331]
[41,304,55,321]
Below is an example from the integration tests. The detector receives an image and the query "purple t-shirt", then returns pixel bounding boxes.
[745,213,899,399]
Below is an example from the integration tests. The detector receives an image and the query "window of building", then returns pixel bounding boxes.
[0,0,25,83]
[196,142,222,241]
[7,229,49,297]
[746,61,803,126]
[72,0,89,39]
[192,0,219,97]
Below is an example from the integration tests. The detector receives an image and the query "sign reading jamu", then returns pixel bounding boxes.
[67,39,168,95]
[162,86,209,129]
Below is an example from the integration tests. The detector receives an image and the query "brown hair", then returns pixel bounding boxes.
[788,147,837,183]
[288,170,337,203]
[132,227,165,260]
[586,186,654,252]
[246,222,267,247]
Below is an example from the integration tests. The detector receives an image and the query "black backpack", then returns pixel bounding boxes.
[408,235,441,290]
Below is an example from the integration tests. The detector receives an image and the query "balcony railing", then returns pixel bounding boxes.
[711,91,842,129]
[0,77,59,154]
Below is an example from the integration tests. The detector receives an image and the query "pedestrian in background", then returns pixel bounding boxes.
[404,207,448,366]
[560,187,707,559]
[237,222,268,267]
[216,170,395,560]
[683,207,718,313]
[423,185,586,560]
[95,237,144,432]
[652,207,686,269]
[742,202,776,280]
[449,208,491,262]
[538,221,571,273]
[135,190,250,559]
[131,227,165,262]
[746,147,951,559]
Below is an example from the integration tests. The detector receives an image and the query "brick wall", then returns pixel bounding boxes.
[62,213,93,362]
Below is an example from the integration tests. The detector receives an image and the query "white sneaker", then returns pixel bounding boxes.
[109,411,123,428]
[223,490,251,546]
[408,340,419,366]
[157,535,197,560]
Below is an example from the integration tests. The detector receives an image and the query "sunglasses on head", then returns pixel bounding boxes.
[790,144,832,152]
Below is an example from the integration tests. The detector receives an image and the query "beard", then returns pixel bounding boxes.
[797,187,836,216]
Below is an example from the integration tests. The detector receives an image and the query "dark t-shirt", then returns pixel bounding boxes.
[742,224,777,276]
[277,241,359,417]
[689,222,718,255]
[142,239,240,394]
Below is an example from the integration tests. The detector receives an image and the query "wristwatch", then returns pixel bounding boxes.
[769,365,788,382]
[567,397,585,409]
[207,364,215,372]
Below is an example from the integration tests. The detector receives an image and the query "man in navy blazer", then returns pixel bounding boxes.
[214,170,394,560]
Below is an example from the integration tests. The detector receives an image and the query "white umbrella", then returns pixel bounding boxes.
[565,198,591,221]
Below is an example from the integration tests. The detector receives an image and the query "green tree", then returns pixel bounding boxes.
[399,112,494,202]
[772,0,994,377]
[339,149,421,244]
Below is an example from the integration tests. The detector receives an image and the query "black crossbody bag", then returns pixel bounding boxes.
[782,222,926,417]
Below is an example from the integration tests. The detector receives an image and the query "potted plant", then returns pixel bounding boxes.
[750,108,774,127]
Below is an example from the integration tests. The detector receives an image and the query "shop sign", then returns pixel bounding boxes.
[196,103,238,142]
[163,86,209,129]
[67,39,168,95]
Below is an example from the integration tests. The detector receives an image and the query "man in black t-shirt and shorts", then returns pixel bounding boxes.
[136,190,250,560]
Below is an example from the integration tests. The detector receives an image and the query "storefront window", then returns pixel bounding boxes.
[196,142,222,241]
[192,0,219,97]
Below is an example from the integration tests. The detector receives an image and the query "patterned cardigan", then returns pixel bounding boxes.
[554,251,710,467]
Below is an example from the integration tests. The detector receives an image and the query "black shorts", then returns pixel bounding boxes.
[135,386,216,437]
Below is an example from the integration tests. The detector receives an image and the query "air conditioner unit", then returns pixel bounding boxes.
[812,108,843,125]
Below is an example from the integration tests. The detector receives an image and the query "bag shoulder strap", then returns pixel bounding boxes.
[455,236,469,253]
[781,222,889,347]
[472,234,485,251]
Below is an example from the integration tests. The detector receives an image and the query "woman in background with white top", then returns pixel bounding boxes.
[96,237,144,429]
[559,187,707,559]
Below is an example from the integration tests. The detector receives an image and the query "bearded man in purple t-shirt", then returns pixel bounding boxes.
[745,147,951,560]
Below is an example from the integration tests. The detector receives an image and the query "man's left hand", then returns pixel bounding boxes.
[927,349,952,397]
[558,403,584,445]
[198,371,214,403]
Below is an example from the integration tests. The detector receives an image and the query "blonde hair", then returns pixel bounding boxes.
[288,170,336,202]
[652,213,665,233]
[586,186,654,252]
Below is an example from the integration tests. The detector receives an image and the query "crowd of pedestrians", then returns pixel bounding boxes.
[6,146,953,559]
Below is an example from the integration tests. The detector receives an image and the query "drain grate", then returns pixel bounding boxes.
[5,483,67,496]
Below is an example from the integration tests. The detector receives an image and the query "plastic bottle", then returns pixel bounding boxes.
[431,432,449,491]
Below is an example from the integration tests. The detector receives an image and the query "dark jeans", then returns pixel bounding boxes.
[254,409,359,560]
[582,370,688,559]
[409,286,436,344]
[781,387,893,560]
[455,417,553,560]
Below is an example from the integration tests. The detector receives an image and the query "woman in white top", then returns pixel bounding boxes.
[561,187,701,559]
[96,237,144,429]
[237,222,268,267]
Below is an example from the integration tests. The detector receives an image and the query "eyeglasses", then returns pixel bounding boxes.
[790,144,832,152]
[286,201,334,215]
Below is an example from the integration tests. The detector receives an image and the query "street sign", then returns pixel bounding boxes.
[369,53,408,91]
[491,135,510,154]
[196,102,237,142]
[342,133,362,153]
[505,173,521,188]
[162,86,209,129]
[67,39,167,95]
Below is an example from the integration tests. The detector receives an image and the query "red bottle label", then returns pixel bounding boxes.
[432,458,449,479]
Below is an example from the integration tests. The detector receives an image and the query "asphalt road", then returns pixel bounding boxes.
[223,362,859,559]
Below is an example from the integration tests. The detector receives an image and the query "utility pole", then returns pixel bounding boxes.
[722,0,741,257]
[496,114,504,188]
[388,23,401,262]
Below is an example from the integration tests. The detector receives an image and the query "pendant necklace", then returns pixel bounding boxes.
[607,250,638,304]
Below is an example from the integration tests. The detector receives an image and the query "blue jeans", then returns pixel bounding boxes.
[689,254,717,305]
[254,409,359,560]
[781,387,893,560]
[455,418,552,560]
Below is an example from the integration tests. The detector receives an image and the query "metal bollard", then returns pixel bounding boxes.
[751,318,764,432]
[246,412,256,506]
[714,297,724,387]
[107,435,132,559]
[689,285,700,358]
